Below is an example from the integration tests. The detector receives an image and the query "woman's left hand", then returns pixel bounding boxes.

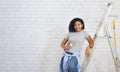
[85,47,90,56]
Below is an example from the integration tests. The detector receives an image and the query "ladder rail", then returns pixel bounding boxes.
[81,1,114,72]
[104,24,120,72]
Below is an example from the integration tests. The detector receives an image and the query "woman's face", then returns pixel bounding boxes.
[74,21,83,32]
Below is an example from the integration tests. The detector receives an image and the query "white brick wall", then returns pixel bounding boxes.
[0,0,120,72]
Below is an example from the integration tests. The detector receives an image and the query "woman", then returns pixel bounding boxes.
[59,18,94,72]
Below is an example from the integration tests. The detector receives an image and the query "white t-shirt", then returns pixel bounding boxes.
[64,30,89,53]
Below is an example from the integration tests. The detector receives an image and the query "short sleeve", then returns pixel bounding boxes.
[64,33,69,39]
[85,31,90,39]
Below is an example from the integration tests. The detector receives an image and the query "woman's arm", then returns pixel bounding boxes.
[61,38,71,50]
[87,36,94,48]
[85,36,94,56]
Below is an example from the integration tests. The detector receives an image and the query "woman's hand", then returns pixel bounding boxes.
[61,38,71,50]
[85,47,90,56]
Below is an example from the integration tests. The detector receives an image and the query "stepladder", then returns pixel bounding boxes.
[81,1,120,72]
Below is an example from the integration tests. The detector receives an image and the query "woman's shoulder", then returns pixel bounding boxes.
[81,30,88,33]
[81,30,89,35]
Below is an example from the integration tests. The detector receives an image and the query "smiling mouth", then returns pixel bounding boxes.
[75,27,82,31]
[76,27,81,30]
